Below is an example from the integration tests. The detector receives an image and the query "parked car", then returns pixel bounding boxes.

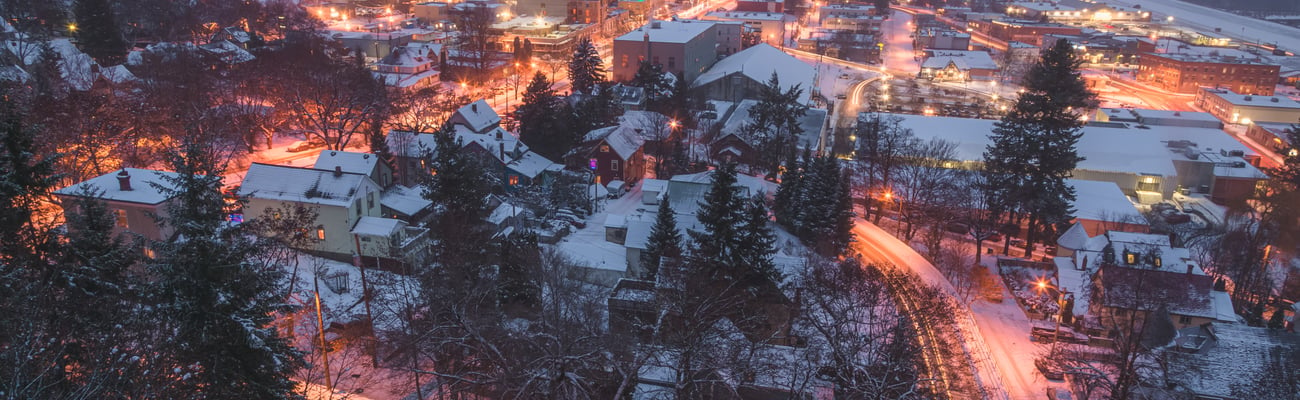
[1046,388,1074,400]
[985,233,1003,242]
[286,140,324,153]
[554,212,586,229]
[1035,358,1065,381]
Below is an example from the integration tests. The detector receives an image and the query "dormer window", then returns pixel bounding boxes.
[1153,257,1162,268]
[600,145,611,153]
[1125,251,1136,265]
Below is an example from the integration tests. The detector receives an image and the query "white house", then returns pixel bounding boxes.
[53,168,189,243]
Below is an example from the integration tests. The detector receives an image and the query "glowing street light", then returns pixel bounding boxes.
[67,23,77,33]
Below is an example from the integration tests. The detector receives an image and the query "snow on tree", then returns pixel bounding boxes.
[567,37,605,94]
[641,197,682,282]
[516,72,576,160]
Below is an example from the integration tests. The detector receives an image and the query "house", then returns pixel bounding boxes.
[386,126,560,190]
[692,43,815,104]
[313,150,434,221]
[238,163,428,263]
[447,99,502,134]
[1153,322,1300,399]
[1053,230,1236,331]
[701,10,797,47]
[919,50,999,82]
[709,99,827,165]
[567,119,647,185]
[1067,179,1148,237]
[53,168,189,243]
[1244,121,1297,156]
[372,43,441,90]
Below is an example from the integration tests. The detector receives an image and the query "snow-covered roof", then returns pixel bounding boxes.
[642,178,668,193]
[351,216,404,237]
[1167,323,1300,399]
[238,163,379,207]
[1097,264,1218,319]
[705,11,793,22]
[487,202,523,225]
[615,19,716,44]
[693,44,814,104]
[921,50,999,71]
[314,150,381,176]
[450,100,501,133]
[377,44,439,67]
[581,124,646,160]
[0,65,28,83]
[1107,231,1170,247]
[618,110,672,139]
[1069,179,1145,225]
[1056,222,1091,250]
[199,40,255,64]
[379,185,431,217]
[718,99,824,148]
[1131,109,1220,124]
[892,114,1180,177]
[667,170,776,216]
[374,69,440,88]
[55,168,186,205]
[506,151,559,179]
[98,65,137,84]
[1202,89,1300,109]
[386,130,437,158]
[1007,1,1076,12]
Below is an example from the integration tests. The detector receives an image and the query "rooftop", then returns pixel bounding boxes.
[693,43,814,104]
[616,20,716,44]
[1201,88,1300,109]
[706,11,792,21]
[921,50,999,70]
[1068,179,1145,225]
[1147,51,1279,66]
[55,168,187,205]
[313,150,381,176]
[238,163,378,207]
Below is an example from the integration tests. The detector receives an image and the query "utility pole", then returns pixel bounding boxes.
[313,277,332,391]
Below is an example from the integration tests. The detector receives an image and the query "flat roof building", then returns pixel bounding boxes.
[1138,53,1280,95]
[1196,88,1300,124]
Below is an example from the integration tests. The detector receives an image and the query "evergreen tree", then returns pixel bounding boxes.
[572,84,623,139]
[74,0,130,65]
[689,163,746,277]
[1267,308,1286,330]
[567,37,605,94]
[31,42,67,99]
[641,197,682,281]
[773,150,805,228]
[497,233,541,314]
[0,96,59,270]
[421,125,494,296]
[737,195,779,285]
[147,140,301,398]
[828,168,856,256]
[982,38,1093,252]
[515,72,574,160]
[632,60,668,100]
[742,72,807,173]
[1253,125,1300,251]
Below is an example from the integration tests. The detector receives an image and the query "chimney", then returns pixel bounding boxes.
[472,102,478,113]
[333,166,343,177]
[499,142,505,160]
[117,169,132,191]
[1186,264,1194,275]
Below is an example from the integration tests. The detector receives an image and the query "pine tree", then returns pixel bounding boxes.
[497,233,541,314]
[632,60,668,101]
[1253,125,1300,251]
[148,140,301,398]
[1267,308,1286,330]
[737,195,779,285]
[0,96,59,269]
[421,125,495,297]
[828,168,856,256]
[982,38,1093,252]
[567,37,605,94]
[641,197,682,281]
[516,72,574,160]
[742,73,808,173]
[31,42,67,99]
[773,150,805,228]
[573,84,623,139]
[74,0,130,66]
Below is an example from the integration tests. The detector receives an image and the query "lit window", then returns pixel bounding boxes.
[114,209,128,228]
[600,145,610,153]
[316,229,326,240]
[1153,257,1162,267]
[1125,252,1136,265]
[1178,315,1192,324]
[509,175,520,185]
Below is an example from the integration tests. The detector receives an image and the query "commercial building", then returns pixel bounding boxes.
[968,19,1083,46]
[612,19,737,83]
[919,50,999,81]
[1196,88,1300,124]
[1138,53,1280,95]
[1005,1,1151,24]
[703,10,796,47]
[914,29,971,51]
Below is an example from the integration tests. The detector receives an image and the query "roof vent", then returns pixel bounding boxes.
[363,154,370,159]
[651,21,662,29]
[333,166,343,177]
[1173,111,1180,116]
[117,169,132,191]
[331,151,337,156]
[1272,97,1280,102]
[472,103,478,112]
[1244,95,1252,101]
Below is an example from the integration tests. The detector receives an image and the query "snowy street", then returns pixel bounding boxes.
[1105,0,1300,51]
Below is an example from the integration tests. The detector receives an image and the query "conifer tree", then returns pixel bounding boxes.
[737,195,779,285]
[641,197,682,281]
[0,97,58,269]
[567,37,605,94]
[147,140,301,398]
[982,38,1093,252]
[422,125,493,280]
[828,168,856,256]
[497,233,541,313]
[74,0,130,65]
[573,84,623,140]
[742,73,808,173]
[689,163,745,277]
[773,150,805,228]
[515,72,574,160]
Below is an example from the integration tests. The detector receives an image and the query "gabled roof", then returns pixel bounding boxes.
[238,163,378,207]
[451,100,501,132]
[313,150,381,176]
[506,151,560,179]
[1057,222,1091,250]
[1097,265,1218,319]
[351,216,404,237]
[580,124,646,160]
[386,126,528,165]
[692,44,814,104]
[199,40,255,64]
[98,65,137,84]
[380,185,431,217]
[921,50,999,71]
[55,168,186,205]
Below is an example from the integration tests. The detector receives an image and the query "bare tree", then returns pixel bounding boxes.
[449,2,500,83]
[388,86,471,134]
[277,55,390,151]
[855,113,916,223]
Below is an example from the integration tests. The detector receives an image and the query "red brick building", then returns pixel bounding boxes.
[735,0,784,13]
[968,19,1082,46]
[1137,53,1280,95]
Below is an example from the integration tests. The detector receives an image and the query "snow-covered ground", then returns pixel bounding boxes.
[1106,0,1300,51]
[554,185,644,275]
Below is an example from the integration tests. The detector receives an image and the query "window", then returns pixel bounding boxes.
[1125,251,1136,265]
[367,192,375,209]
[600,145,610,153]
[621,54,628,68]
[668,57,675,70]
[509,175,520,185]
[1153,257,1162,268]
[316,229,326,240]
[611,160,620,171]
[114,209,128,228]
[1178,315,1192,324]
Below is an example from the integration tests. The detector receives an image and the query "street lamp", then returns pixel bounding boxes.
[1035,278,1074,351]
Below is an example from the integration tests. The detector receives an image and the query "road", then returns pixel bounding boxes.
[851,221,1018,400]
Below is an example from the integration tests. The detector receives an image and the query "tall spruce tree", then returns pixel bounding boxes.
[737,195,779,285]
[516,72,574,160]
[0,96,58,270]
[567,37,605,94]
[982,38,1093,252]
[689,163,746,278]
[742,73,808,173]
[828,168,856,256]
[572,84,623,140]
[74,0,130,65]
[773,149,806,228]
[641,197,682,281]
[147,140,301,398]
